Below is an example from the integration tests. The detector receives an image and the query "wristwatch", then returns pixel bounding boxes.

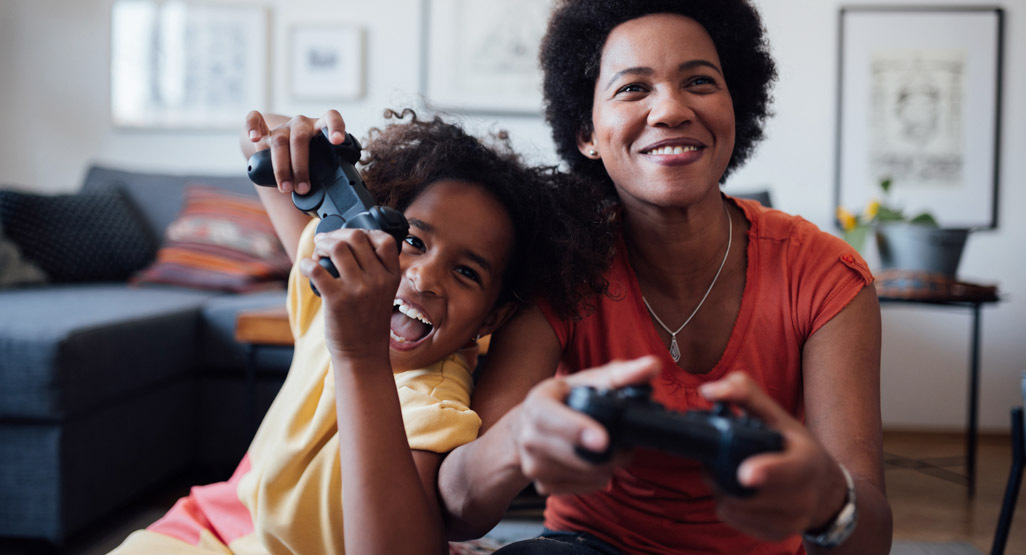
[802,464,858,549]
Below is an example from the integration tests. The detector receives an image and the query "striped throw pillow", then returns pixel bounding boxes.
[131,185,291,292]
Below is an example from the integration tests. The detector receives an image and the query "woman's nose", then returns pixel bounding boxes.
[647,89,694,128]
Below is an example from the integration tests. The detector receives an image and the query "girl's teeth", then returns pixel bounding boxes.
[393,299,433,326]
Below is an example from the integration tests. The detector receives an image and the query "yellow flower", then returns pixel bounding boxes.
[864,199,880,221]
[836,206,857,232]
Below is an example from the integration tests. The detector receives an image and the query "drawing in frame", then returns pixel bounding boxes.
[110,1,267,129]
[421,0,551,115]
[835,6,1004,229]
[289,25,365,101]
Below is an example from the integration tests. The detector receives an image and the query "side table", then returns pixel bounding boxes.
[235,305,293,435]
[876,271,1000,497]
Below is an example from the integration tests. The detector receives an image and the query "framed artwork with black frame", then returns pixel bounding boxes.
[835,6,1004,229]
[420,0,551,115]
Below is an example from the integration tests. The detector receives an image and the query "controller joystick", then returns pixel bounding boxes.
[566,385,785,497]
[247,129,409,295]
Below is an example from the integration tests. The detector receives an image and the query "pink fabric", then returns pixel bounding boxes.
[147,455,255,546]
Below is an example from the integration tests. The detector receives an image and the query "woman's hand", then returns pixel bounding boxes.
[512,356,661,495]
[244,110,347,195]
[299,228,401,362]
[698,372,849,542]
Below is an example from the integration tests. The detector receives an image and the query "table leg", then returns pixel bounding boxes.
[967,302,982,498]
[246,344,257,438]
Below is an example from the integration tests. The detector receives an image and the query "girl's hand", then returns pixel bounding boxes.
[512,357,661,495]
[244,110,347,195]
[698,372,849,542]
[299,228,401,362]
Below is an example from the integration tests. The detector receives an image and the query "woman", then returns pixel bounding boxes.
[437,1,892,553]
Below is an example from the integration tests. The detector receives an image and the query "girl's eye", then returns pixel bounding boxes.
[403,235,425,251]
[455,266,481,284]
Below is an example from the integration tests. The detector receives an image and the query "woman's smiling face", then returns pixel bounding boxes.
[579,13,736,209]
[388,179,514,372]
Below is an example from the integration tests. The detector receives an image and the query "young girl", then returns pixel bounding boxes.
[110,109,608,554]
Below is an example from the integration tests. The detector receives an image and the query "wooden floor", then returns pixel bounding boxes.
[884,430,1025,554]
[1,430,1023,554]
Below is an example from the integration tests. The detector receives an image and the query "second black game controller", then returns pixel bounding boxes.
[566,384,784,496]
[247,129,409,295]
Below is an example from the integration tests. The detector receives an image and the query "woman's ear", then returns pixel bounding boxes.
[476,301,517,339]
[577,131,600,160]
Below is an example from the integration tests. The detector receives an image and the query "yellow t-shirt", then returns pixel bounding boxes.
[112,219,482,554]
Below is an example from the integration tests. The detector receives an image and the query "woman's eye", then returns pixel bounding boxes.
[616,83,647,95]
[403,236,425,251]
[688,76,718,90]
[455,266,481,284]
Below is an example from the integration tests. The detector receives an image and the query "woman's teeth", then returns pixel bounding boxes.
[647,145,699,155]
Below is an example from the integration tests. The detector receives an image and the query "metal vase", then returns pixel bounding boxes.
[874,223,971,277]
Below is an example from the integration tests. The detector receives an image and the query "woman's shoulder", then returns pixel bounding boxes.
[732,196,846,250]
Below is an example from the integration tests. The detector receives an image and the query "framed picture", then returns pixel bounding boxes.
[835,6,1004,229]
[421,0,551,115]
[110,1,267,129]
[289,25,365,101]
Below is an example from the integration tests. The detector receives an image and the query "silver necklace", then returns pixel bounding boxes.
[642,204,733,363]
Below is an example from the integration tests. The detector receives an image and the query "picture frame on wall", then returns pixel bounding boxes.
[421,0,551,115]
[110,1,267,129]
[289,25,365,101]
[835,6,1004,229]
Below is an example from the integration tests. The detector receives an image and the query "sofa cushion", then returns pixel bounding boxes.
[131,186,291,293]
[0,284,220,419]
[0,187,157,282]
[81,165,257,241]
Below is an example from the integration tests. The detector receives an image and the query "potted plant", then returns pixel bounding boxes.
[837,178,971,277]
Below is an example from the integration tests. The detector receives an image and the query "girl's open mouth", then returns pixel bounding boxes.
[389,299,433,350]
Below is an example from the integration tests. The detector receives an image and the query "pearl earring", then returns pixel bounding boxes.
[588,149,598,157]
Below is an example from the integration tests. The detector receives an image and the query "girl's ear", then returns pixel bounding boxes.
[476,301,517,339]
[577,130,600,160]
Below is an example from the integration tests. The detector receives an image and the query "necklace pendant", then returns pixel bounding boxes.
[668,335,681,363]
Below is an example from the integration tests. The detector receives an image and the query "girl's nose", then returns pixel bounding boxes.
[407,258,442,296]
[647,89,695,128]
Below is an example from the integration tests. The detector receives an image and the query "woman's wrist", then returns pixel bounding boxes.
[803,463,859,548]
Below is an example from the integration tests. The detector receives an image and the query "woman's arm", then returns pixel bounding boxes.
[304,227,450,555]
[240,110,348,260]
[800,284,891,554]
[438,307,560,539]
[439,306,662,540]
[702,285,892,554]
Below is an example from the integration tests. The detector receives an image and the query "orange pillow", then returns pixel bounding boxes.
[132,185,291,292]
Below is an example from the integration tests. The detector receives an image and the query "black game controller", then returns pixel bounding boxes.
[566,385,784,497]
[247,129,409,295]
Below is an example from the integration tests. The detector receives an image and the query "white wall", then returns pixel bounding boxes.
[2,0,1023,432]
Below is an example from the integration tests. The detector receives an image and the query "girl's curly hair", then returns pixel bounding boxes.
[539,0,777,197]
[358,109,612,319]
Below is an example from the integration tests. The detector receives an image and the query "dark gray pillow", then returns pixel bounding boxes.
[0,223,47,287]
[0,187,158,282]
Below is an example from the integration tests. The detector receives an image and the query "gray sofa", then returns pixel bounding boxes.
[0,166,293,545]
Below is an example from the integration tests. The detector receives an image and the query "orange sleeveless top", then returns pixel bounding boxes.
[538,196,873,554]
